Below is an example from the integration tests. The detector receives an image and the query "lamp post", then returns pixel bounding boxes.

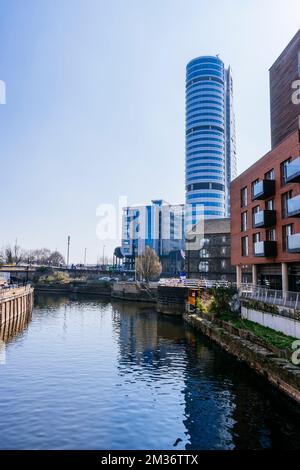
[84,248,87,266]
[66,236,70,268]
[102,245,106,267]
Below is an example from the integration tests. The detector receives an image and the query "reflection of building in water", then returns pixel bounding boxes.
[183,329,300,450]
[112,302,187,370]
[111,302,159,366]
[0,307,32,344]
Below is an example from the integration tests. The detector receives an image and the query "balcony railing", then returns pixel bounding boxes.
[287,195,300,217]
[253,210,276,228]
[253,241,277,257]
[285,156,300,184]
[252,179,275,201]
[240,284,300,316]
[287,233,300,253]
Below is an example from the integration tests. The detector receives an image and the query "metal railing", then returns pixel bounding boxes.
[240,283,300,311]
[159,278,234,289]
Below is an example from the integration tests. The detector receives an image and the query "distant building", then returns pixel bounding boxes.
[185,218,235,282]
[270,29,300,148]
[121,200,185,274]
[185,55,237,230]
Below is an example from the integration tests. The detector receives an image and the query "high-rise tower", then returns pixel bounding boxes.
[185,56,236,230]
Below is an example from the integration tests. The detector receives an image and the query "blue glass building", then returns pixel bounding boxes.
[185,56,236,230]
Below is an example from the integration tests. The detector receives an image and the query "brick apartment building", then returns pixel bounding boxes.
[231,30,300,292]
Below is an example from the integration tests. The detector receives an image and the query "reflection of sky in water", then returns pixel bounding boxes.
[0,294,299,450]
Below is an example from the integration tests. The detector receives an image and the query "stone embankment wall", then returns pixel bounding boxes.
[0,286,34,326]
[184,313,300,404]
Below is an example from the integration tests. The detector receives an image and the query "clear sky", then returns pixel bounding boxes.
[0,0,299,263]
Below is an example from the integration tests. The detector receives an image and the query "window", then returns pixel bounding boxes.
[199,248,209,258]
[266,199,275,210]
[252,205,260,215]
[281,190,292,218]
[266,228,276,241]
[241,211,247,232]
[253,233,260,244]
[241,236,249,256]
[199,261,209,272]
[221,246,227,255]
[283,224,293,251]
[265,169,275,180]
[221,260,226,270]
[241,187,248,207]
[281,158,292,185]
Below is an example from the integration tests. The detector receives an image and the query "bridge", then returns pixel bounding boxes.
[0,265,135,282]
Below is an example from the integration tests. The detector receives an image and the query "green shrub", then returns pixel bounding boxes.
[209,285,238,315]
[196,296,207,313]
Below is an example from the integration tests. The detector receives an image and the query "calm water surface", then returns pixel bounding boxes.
[0,294,299,450]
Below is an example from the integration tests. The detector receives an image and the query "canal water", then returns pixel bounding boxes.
[0,294,299,450]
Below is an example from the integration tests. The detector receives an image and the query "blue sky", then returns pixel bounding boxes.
[0,0,299,262]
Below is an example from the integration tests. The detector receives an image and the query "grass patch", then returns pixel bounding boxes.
[218,312,296,351]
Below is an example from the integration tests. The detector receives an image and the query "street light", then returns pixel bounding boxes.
[66,236,71,268]
[102,245,106,267]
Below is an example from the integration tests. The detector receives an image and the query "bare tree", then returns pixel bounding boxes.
[0,243,23,265]
[135,246,162,282]
[48,251,65,266]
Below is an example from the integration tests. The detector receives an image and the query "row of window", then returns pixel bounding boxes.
[187,150,224,158]
[187,57,222,67]
[187,162,223,170]
[187,118,224,128]
[241,224,294,256]
[187,169,224,176]
[187,109,224,121]
[187,175,224,182]
[186,90,224,102]
[198,259,228,273]
[186,192,224,200]
[186,182,225,192]
[187,70,224,81]
[240,190,296,232]
[187,144,224,152]
[186,125,225,135]
[187,62,223,72]
[240,162,295,208]
[186,133,224,143]
[186,82,224,94]
[187,102,224,113]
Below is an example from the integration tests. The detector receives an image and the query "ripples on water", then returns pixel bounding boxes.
[0,294,299,450]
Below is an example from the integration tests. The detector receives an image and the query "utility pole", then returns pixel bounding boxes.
[84,248,87,266]
[66,236,70,267]
[102,245,106,267]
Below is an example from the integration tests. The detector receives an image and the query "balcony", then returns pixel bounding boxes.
[253,210,276,228]
[287,194,300,217]
[252,180,275,201]
[285,156,300,184]
[253,241,277,257]
[287,234,300,253]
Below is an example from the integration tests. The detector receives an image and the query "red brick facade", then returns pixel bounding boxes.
[231,130,300,268]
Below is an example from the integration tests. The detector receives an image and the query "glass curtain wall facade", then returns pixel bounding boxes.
[121,200,185,268]
[185,56,236,231]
